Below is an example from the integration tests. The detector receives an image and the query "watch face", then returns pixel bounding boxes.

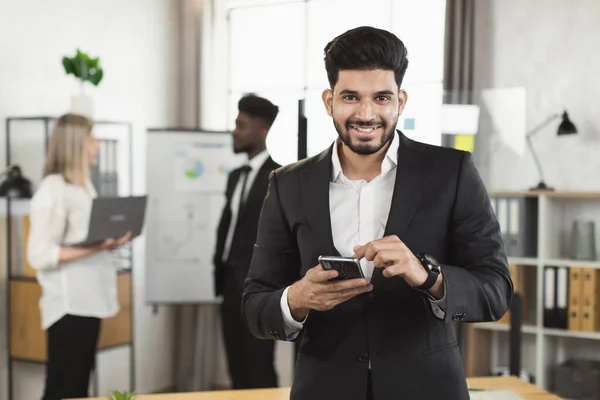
[424,254,439,266]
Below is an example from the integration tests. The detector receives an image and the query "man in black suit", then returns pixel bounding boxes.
[214,94,281,389]
[242,27,513,400]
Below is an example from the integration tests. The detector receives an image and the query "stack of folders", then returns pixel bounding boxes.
[490,196,538,258]
[544,266,600,331]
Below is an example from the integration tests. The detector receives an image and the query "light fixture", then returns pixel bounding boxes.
[526,111,577,191]
[0,165,34,198]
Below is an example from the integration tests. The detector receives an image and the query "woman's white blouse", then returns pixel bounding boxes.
[26,174,119,329]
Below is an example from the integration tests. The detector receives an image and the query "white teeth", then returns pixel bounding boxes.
[352,126,379,133]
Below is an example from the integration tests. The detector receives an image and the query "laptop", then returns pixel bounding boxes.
[70,196,148,247]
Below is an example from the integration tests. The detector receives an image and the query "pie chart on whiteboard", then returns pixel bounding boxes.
[184,158,204,179]
[173,144,233,193]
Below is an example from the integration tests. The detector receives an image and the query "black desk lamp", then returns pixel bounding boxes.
[0,165,34,198]
[526,111,577,191]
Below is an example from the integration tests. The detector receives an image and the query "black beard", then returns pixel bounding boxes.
[334,119,397,155]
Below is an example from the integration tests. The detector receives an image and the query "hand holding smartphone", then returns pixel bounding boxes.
[318,255,364,281]
[287,256,371,320]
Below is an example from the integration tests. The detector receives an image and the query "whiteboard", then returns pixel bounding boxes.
[145,129,245,304]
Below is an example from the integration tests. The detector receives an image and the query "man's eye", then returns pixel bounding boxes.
[343,95,357,101]
[376,96,391,102]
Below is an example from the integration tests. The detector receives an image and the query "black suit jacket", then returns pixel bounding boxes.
[213,156,280,296]
[242,132,513,400]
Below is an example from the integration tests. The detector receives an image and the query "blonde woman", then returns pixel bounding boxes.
[26,113,131,400]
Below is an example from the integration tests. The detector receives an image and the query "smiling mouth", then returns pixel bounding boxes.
[349,125,381,133]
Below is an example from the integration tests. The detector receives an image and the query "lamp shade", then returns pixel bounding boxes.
[0,165,34,198]
[558,111,577,135]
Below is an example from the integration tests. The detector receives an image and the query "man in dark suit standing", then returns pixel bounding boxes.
[214,94,281,389]
[242,27,513,400]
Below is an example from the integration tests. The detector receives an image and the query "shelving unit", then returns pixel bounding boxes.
[463,190,600,395]
[2,116,135,400]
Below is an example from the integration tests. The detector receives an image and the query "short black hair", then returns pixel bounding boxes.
[324,26,409,89]
[238,94,279,127]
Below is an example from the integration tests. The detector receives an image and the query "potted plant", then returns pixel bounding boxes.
[107,389,135,400]
[62,48,104,117]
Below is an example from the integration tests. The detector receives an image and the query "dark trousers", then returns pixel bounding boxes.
[220,268,278,389]
[42,314,101,400]
[367,370,373,399]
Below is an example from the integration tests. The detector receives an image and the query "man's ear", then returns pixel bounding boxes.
[259,124,269,139]
[398,89,408,115]
[322,89,333,116]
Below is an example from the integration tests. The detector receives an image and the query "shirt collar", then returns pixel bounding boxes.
[331,132,399,182]
[247,149,270,171]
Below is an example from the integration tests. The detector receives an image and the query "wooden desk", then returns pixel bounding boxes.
[468,377,561,399]
[78,376,561,400]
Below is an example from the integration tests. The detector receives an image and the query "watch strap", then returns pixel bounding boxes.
[415,269,438,291]
[414,253,440,291]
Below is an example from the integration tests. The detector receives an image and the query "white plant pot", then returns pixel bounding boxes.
[70,94,94,118]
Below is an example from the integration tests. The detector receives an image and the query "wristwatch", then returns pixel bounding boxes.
[413,253,441,292]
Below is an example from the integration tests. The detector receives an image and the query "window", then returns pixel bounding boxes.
[305,0,391,89]
[228,2,306,92]
[219,0,446,166]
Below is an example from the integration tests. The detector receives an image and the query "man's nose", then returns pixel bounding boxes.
[355,100,375,121]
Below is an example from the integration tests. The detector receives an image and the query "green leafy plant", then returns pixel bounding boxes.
[107,389,135,400]
[62,48,104,89]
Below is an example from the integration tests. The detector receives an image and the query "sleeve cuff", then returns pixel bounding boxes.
[49,245,61,268]
[280,286,306,340]
[428,280,447,319]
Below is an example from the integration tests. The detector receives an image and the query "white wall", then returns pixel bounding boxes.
[473,0,600,192]
[0,0,179,398]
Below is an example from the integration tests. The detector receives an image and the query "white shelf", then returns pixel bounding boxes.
[479,191,600,392]
[543,328,600,340]
[544,259,600,268]
[473,322,537,335]
[473,323,600,341]
[507,257,539,266]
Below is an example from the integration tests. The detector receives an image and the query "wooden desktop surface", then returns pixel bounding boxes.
[78,376,561,400]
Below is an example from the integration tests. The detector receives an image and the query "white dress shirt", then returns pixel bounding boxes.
[27,174,119,330]
[280,135,446,340]
[222,149,271,262]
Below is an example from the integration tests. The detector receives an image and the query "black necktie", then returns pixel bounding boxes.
[237,165,252,214]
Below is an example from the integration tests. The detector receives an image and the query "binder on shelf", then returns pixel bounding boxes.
[581,268,600,332]
[543,266,557,328]
[568,268,583,331]
[543,266,570,329]
[556,267,569,329]
[491,195,538,258]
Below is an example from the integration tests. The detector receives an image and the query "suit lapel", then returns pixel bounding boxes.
[227,169,242,203]
[372,131,427,283]
[238,157,275,220]
[383,132,427,237]
[300,146,339,257]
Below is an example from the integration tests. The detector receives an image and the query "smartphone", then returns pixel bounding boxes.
[318,255,365,280]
